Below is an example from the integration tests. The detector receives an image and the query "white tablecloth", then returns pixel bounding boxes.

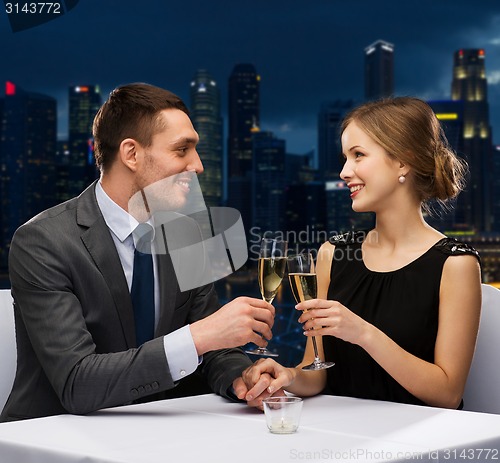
[0,394,499,463]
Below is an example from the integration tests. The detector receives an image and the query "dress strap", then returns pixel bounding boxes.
[433,238,481,264]
[328,230,368,246]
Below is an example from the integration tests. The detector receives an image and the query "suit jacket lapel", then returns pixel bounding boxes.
[77,182,136,347]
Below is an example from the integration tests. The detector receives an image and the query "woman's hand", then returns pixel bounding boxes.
[232,358,295,409]
[297,299,372,347]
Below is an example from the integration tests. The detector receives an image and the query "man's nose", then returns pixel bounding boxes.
[188,150,204,174]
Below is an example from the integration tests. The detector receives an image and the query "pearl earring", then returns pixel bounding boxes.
[398,175,406,184]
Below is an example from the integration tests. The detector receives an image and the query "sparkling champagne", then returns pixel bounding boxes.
[258,257,286,303]
[287,253,334,370]
[288,273,317,303]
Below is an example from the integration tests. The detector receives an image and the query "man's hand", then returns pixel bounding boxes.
[190,297,275,356]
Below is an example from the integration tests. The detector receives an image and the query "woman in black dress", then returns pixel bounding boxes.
[235,97,482,409]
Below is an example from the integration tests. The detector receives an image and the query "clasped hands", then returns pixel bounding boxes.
[232,298,370,409]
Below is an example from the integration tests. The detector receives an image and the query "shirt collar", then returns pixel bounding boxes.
[95,181,146,243]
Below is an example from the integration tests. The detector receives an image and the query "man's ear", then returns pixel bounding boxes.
[119,138,139,172]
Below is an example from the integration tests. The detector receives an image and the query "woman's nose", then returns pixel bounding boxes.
[340,160,353,181]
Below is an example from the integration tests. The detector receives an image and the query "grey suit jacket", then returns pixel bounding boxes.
[1,182,251,422]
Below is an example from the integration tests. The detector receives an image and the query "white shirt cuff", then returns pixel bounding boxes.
[163,325,200,381]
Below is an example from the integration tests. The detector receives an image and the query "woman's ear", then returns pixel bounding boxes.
[399,161,410,177]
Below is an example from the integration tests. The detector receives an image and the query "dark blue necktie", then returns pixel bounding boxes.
[131,223,155,346]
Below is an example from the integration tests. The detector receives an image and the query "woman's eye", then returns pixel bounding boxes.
[355,151,364,158]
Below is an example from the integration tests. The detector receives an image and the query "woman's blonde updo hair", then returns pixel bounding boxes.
[341,97,467,210]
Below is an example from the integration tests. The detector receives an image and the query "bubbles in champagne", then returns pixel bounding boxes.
[288,273,317,303]
[258,257,286,303]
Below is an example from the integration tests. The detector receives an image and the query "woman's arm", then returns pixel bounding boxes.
[299,253,482,408]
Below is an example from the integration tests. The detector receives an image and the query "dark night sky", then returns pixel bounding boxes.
[1,0,500,154]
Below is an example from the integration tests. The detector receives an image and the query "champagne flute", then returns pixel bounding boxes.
[245,237,287,357]
[287,252,334,370]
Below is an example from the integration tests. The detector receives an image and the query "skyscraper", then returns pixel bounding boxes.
[317,100,355,179]
[252,131,286,233]
[0,82,57,267]
[451,49,493,232]
[428,100,465,231]
[285,151,314,185]
[227,63,260,231]
[227,63,260,177]
[492,145,500,232]
[0,96,4,274]
[364,40,394,101]
[68,85,101,197]
[285,181,326,241]
[326,181,353,234]
[325,181,374,234]
[189,70,223,208]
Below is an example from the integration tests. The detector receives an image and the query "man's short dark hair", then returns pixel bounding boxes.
[92,83,189,172]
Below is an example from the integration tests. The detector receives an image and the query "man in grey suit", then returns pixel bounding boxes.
[1,83,274,422]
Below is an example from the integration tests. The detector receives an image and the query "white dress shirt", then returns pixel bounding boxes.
[95,181,199,381]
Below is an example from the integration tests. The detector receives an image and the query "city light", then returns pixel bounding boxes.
[326,181,347,191]
[435,113,458,120]
[5,81,16,96]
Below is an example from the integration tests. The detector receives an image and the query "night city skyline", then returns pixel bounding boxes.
[2,1,500,286]
[1,0,500,155]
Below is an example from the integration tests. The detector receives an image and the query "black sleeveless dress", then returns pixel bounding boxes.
[323,230,480,406]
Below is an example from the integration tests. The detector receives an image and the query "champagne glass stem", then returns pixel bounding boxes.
[244,294,279,357]
[311,336,321,361]
[302,333,334,370]
[305,307,322,363]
